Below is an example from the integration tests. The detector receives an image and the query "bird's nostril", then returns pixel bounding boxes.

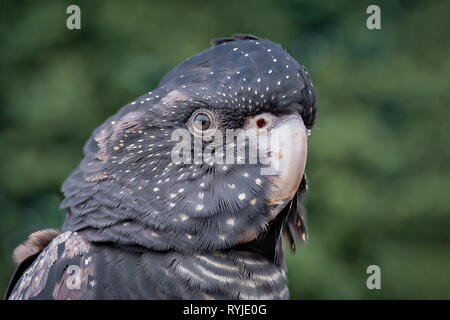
[256,118,267,128]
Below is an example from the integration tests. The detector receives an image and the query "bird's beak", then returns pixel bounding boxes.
[264,114,308,217]
[237,114,308,244]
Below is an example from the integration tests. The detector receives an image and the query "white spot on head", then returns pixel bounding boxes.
[238,193,246,200]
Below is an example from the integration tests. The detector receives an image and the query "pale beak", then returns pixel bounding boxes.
[265,114,308,217]
[237,114,308,244]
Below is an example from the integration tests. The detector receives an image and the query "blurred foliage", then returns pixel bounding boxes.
[1,0,449,299]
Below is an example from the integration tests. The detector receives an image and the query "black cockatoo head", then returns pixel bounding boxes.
[60,34,317,263]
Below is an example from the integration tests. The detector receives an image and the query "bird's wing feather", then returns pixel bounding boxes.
[7,230,289,300]
[7,231,96,299]
[6,231,170,299]
[4,252,40,299]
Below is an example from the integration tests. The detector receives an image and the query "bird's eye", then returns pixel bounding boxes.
[193,113,211,131]
[188,109,217,137]
[256,118,267,128]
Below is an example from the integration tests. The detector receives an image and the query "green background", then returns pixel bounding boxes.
[1,0,449,299]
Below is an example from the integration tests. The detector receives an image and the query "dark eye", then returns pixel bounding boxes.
[256,118,267,128]
[193,113,211,131]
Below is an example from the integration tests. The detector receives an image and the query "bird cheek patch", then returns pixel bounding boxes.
[160,90,193,105]
[94,111,146,162]
[153,90,195,126]
[85,171,109,183]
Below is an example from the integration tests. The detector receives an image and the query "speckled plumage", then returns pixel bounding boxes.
[6,34,317,300]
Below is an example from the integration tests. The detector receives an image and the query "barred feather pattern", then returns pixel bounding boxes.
[7,232,288,300]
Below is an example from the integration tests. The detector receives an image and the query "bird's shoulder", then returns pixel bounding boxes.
[6,230,170,300]
[6,231,93,299]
